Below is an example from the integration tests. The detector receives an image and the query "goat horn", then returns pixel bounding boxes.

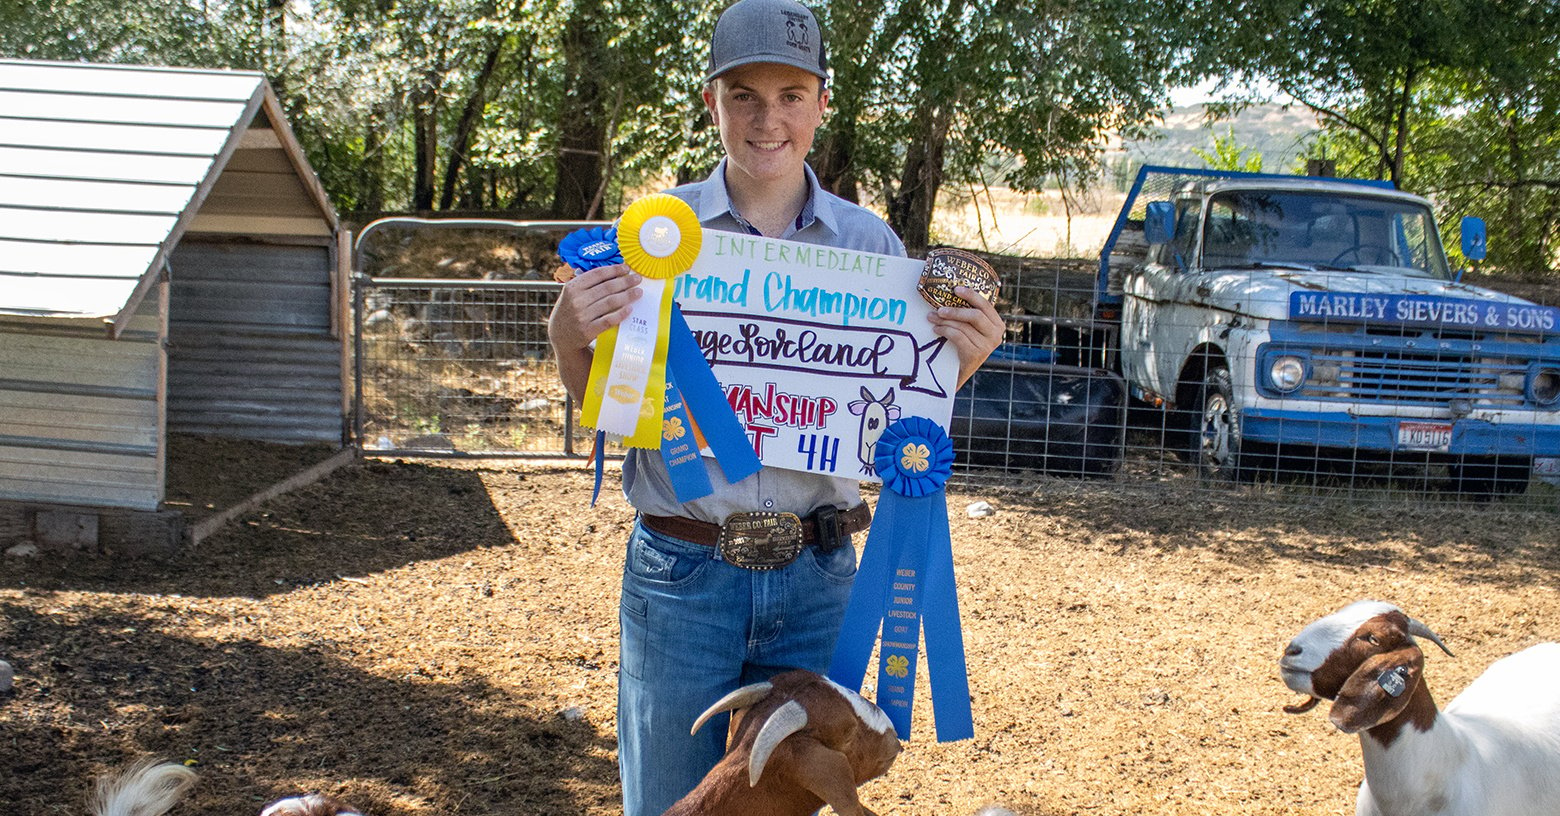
[749,699,807,787]
[690,682,774,736]
[1407,618,1455,657]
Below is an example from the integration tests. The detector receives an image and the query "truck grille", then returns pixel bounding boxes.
[1304,349,1529,406]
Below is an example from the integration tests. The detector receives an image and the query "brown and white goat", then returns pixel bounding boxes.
[662,669,901,816]
[1280,600,1560,816]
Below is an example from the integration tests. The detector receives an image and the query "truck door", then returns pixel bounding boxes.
[1121,197,1202,401]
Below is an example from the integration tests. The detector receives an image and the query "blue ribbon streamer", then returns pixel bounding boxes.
[828,417,972,741]
[589,430,606,507]
[666,305,762,485]
[659,375,714,502]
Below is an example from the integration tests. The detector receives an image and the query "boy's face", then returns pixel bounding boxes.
[704,62,829,190]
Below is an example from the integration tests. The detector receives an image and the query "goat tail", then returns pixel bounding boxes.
[92,758,197,816]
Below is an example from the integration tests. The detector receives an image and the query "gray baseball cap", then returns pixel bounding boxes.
[706,0,829,83]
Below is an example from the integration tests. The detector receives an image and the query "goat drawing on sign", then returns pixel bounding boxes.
[848,386,900,475]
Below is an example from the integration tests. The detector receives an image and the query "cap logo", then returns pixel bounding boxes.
[782,11,813,54]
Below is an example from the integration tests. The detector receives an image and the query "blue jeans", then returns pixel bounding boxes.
[617,518,858,816]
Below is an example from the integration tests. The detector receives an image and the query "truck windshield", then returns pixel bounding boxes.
[1201,190,1452,279]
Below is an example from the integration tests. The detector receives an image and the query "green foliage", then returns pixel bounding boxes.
[1197,0,1559,276]
[1193,128,1264,173]
[1,0,1555,274]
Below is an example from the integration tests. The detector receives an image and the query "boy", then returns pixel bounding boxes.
[547,1,1002,812]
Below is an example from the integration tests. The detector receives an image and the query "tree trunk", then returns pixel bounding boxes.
[889,101,952,254]
[361,101,388,213]
[883,0,965,253]
[815,118,860,203]
[551,0,608,219]
[1389,65,1417,187]
[439,43,503,211]
[412,81,439,212]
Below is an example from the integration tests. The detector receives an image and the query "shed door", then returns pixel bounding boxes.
[166,240,344,444]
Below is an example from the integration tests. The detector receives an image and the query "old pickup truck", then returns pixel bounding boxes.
[1096,166,1560,494]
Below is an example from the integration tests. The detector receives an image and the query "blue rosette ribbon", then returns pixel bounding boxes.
[829,416,973,742]
[557,227,760,506]
[558,226,624,271]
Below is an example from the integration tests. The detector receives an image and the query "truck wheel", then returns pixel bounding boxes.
[1193,367,1269,481]
[1447,455,1532,497]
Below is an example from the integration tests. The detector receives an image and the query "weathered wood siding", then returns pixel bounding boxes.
[166,241,343,443]
[0,294,165,510]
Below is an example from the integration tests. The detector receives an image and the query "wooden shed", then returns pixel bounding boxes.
[0,59,351,553]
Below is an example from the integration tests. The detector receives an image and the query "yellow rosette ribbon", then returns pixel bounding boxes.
[580,194,703,448]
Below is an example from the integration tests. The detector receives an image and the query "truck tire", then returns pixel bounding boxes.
[1447,455,1532,497]
[1192,367,1270,481]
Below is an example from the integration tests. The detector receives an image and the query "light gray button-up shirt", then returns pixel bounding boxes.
[621,159,907,523]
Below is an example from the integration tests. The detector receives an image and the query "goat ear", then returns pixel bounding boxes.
[789,737,871,816]
[1328,645,1423,734]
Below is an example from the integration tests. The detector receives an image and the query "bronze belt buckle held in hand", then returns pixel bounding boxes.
[717,511,804,570]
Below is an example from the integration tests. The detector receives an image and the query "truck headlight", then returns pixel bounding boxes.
[1530,366,1560,407]
[1268,355,1308,394]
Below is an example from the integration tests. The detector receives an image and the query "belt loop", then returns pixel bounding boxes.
[814,505,842,552]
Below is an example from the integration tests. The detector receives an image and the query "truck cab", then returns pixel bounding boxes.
[1107,170,1560,494]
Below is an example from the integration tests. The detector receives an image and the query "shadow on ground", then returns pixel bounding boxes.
[0,460,519,600]
[0,602,617,814]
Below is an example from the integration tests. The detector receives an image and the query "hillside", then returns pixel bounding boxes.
[931,103,1323,257]
[1115,102,1323,174]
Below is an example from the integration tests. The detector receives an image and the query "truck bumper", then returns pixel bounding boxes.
[1241,408,1560,457]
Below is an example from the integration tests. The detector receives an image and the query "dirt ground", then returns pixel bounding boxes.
[3,447,1559,815]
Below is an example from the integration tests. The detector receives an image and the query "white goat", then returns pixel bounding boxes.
[89,758,362,816]
[92,758,196,816]
[663,668,901,816]
[1279,599,1560,816]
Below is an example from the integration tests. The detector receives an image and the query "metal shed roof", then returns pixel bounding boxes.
[0,59,337,336]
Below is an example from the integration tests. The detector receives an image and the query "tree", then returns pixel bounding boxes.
[815,0,1179,253]
[1193,128,1265,173]
[1217,0,1560,275]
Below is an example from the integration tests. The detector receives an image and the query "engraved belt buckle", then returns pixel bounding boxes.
[717,511,804,570]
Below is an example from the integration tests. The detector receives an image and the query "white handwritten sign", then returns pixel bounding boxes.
[675,231,956,480]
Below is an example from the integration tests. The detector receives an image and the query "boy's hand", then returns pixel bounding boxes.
[548,263,643,352]
[548,263,643,399]
[927,286,1004,388]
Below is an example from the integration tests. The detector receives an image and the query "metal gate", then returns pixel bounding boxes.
[352,218,606,458]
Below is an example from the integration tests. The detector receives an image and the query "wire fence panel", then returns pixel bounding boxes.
[352,219,612,458]
[356,278,595,457]
[350,220,1559,510]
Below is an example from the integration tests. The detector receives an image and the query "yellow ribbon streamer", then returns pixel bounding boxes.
[580,194,703,448]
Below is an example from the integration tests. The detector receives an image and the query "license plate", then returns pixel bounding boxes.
[1398,421,1453,451]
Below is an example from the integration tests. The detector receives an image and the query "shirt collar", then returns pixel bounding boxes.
[695,158,838,238]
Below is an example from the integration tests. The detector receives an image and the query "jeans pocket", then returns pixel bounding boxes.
[804,538,858,584]
[624,526,710,587]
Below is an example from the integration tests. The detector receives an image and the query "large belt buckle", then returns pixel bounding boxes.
[717,511,804,570]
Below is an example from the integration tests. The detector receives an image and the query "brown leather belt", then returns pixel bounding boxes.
[640,503,871,550]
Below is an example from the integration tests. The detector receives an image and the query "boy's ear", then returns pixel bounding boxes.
[1329,646,1423,734]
